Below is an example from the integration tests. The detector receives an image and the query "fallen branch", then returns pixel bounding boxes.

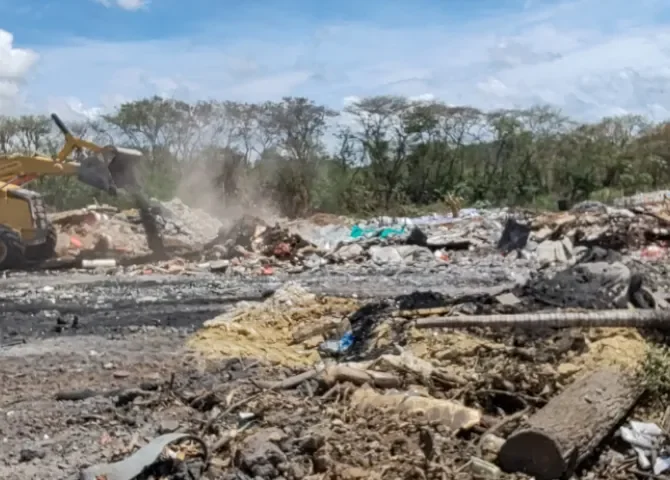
[252,367,323,390]
[251,363,402,391]
[55,387,154,405]
[210,423,253,453]
[322,365,402,389]
[351,385,481,431]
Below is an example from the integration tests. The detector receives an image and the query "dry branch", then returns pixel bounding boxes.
[322,365,402,388]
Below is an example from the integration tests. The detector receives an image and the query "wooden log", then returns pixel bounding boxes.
[497,368,643,480]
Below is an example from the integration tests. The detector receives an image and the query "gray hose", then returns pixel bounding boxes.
[79,432,207,480]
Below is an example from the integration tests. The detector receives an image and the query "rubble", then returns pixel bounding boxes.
[9,193,670,479]
[37,192,670,280]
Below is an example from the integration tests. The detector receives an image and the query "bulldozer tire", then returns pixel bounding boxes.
[25,225,57,264]
[0,225,26,270]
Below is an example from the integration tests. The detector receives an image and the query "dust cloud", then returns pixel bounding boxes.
[173,154,281,231]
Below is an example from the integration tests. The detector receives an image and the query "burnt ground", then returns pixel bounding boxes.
[0,263,661,480]
[0,265,519,341]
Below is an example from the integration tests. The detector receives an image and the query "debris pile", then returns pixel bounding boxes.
[189,282,359,367]
[9,196,670,479]
[11,281,656,480]
[40,193,670,275]
[157,198,223,246]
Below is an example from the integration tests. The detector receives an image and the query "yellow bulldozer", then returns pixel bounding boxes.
[0,113,146,270]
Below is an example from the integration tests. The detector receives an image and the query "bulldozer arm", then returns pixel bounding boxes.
[49,113,144,195]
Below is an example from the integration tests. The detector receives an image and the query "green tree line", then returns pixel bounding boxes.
[3,95,670,217]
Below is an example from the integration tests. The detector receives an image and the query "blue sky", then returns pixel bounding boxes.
[1,0,670,122]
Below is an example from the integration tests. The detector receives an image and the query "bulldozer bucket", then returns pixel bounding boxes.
[77,146,144,194]
[106,147,143,191]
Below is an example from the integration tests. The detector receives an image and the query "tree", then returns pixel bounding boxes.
[258,97,336,217]
[403,103,483,204]
[344,96,413,209]
[0,93,666,215]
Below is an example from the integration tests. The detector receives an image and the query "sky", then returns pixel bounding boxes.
[1,0,670,122]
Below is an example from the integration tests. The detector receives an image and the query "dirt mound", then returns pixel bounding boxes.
[188,282,650,388]
[188,282,360,367]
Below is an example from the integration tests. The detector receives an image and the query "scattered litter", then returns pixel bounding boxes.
[619,420,670,474]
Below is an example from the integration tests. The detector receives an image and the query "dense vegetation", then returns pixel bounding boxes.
[2,95,670,217]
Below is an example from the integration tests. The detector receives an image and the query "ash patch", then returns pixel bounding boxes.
[520,257,634,310]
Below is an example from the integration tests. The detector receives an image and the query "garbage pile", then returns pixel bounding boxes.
[48,199,222,265]
[12,195,670,480]
[179,281,656,479]
[43,195,670,273]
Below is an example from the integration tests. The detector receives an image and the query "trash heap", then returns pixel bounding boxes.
[14,192,670,480]
[48,199,223,265]
[44,195,670,273]
[179,278,658,480]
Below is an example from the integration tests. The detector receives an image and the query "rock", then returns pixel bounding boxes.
[369,246,404,265]
[332,243,364,262]
[480,434,505,457]
[19,448,45,463]
[298,433,325,453]
[395,245,433,261]
[158,419,180,434]
[535,241,557,264]
[470,456,501,479]
[303,253,325,269]
[495,293,521,306]
[575,261,630,287]
[112,370,130,378]
[209,260,230,272]
[236,428,288,478]
[536,238,574,265]
[290,462,308,479]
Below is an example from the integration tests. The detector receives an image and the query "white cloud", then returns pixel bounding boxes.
[45,97,103,121]
[0,30,38,112]
[11,0,670,122]
[95,0,148,11]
